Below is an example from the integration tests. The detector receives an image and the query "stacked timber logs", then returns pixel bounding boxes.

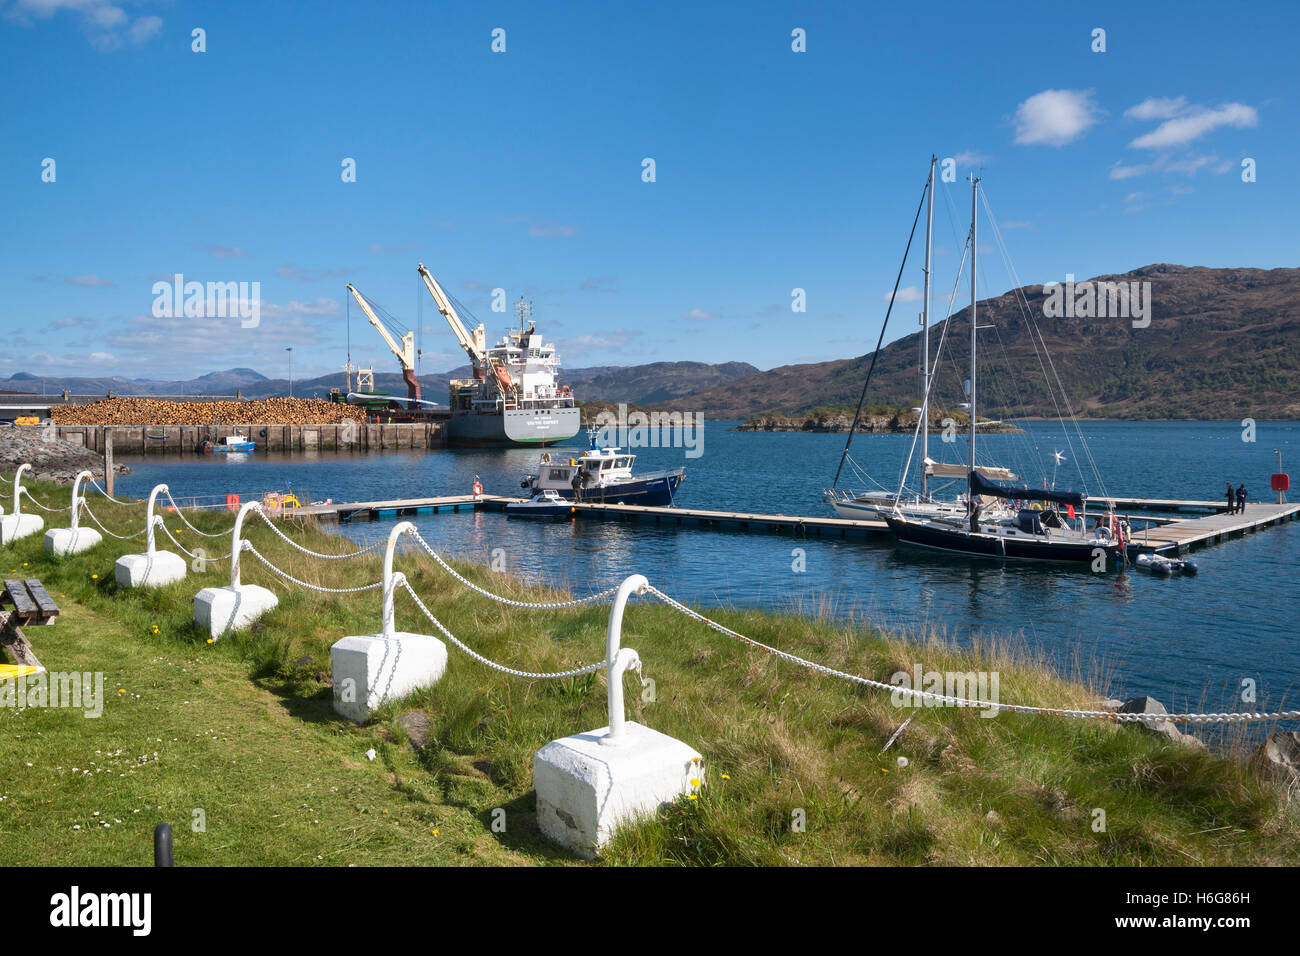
[48,397,360,426]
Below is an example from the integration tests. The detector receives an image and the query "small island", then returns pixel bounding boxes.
[733,405,1024,434]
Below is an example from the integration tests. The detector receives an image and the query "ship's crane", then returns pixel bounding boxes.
[345,283,421,403]
[417,263,488,373]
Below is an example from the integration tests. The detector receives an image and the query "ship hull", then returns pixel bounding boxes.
[447,407,581,447]
[541,471,684,507]
[884,515,1116,564]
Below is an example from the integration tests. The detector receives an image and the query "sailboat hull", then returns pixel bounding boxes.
[884,516,1116,563]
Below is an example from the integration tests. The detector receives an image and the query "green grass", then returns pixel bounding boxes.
[1,477,1297,866]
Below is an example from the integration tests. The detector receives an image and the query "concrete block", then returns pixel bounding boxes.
[534,722,700,859]
[114,550,187,588]
[330,632,447,723]
[44,526,103,557]
[193,583,279,639]
[0,513,44,546]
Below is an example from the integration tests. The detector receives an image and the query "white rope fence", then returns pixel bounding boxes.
[88,478,140,506]
[20,488,73,512]
[8,465,1298,724]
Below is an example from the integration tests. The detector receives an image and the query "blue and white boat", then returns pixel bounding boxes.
[520,446,684,506]
[209,434,256,454]
[506,489,575,518]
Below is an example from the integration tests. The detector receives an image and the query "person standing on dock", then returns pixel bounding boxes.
[1226,482,1237,514]
[1236,483,1247,513]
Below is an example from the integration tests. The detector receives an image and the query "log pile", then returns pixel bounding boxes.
[48,397,359,426]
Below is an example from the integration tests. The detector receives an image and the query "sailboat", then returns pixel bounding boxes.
[883,177,1121,564]
[825,156,1016,523]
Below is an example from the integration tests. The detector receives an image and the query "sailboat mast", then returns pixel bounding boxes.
[968,176,979,492]
[921,155,935,500]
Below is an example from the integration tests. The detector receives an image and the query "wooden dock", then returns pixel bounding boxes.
[1128,502,1300,555]
[290,492,1298,554]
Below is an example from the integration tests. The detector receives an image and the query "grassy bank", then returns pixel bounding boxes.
[2,477,1297,865]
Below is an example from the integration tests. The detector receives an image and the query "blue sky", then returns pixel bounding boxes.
[2,0,1294,384]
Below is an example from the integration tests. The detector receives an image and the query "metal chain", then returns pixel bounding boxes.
[399,579,606,679]
[643,586,1300,725]
[81,503,148,540]
[405,527,620,609]
[162,488,235,538]
[20,488,73,512]
[255,507,382,559]
[157,520,232,561]
[243,543,383,593]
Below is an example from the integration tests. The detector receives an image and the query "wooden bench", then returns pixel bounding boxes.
[0,579,58,675]
[1,579,60,626]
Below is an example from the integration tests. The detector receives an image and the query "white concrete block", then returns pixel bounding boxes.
[330,632,447,723]
[193,584,279,639]
[534,722,700,859]
[0,513,44,546]
[44,526,103,557]
[114,551,187,588]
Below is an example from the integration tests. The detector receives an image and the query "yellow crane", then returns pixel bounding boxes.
[345,283,421,403]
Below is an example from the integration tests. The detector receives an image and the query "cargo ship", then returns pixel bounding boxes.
[419,264,580,447]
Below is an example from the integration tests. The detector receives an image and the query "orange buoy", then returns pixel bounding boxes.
[226,493,240,511]
[472,481,483,497]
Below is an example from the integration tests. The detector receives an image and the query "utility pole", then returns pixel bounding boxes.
[285,347,294,398]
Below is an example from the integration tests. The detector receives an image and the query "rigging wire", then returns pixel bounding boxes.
[832,177,931,489]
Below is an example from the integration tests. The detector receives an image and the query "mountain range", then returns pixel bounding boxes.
[7,266,1297,420]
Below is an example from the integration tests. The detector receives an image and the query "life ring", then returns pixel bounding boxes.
[1030,502,1042,511]
[472,481,483,497]
[1098,526,1113,541]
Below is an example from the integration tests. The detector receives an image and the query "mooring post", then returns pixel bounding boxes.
[153,823,174,867]
[104,428,114,499]
[228,501,261,588]
[381,521,415,637]
[601,573,648,746]
[69,470,91,533]
[11,463,29,515]
[144,484,170,555]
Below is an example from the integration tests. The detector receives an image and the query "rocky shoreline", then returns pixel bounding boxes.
[733,412,1024,434]
[0,427,131,484]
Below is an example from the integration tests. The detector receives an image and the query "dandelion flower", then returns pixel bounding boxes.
[721,774,731,780]
[91,574,98,579]
[690,778,700,787]
[688,794,698,801]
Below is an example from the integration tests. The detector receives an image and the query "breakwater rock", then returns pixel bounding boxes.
[0,427,131,484]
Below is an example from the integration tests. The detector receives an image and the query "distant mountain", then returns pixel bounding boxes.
[662,265,1300,420]
[1,361,757,409]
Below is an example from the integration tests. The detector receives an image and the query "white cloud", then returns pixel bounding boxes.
[883,286,923,304]
[683,308,720,320]
[953,151,990,166]
[1013,89,1102,146]
[88,351,116,363]
[9,2,167,51]
[1129,102,1257,149]
[1124,97,1188,121]
[1108,154,1221,180]
[65,274,115,287]
[260,298,340,318]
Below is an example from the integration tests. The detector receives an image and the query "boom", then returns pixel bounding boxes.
[346,283,421,403]
[417,262,485,368]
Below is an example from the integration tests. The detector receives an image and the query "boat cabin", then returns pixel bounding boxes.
[529,447,636,490]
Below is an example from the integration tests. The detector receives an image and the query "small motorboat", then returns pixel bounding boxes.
[1136,552,1198,576]
[204,434,256,454]
[505,489,576,518]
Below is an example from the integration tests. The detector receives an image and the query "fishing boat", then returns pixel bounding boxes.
[884,176,1121,565]
[506,489,576,518]
[521,445,684,506]
[204,434,256,454]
